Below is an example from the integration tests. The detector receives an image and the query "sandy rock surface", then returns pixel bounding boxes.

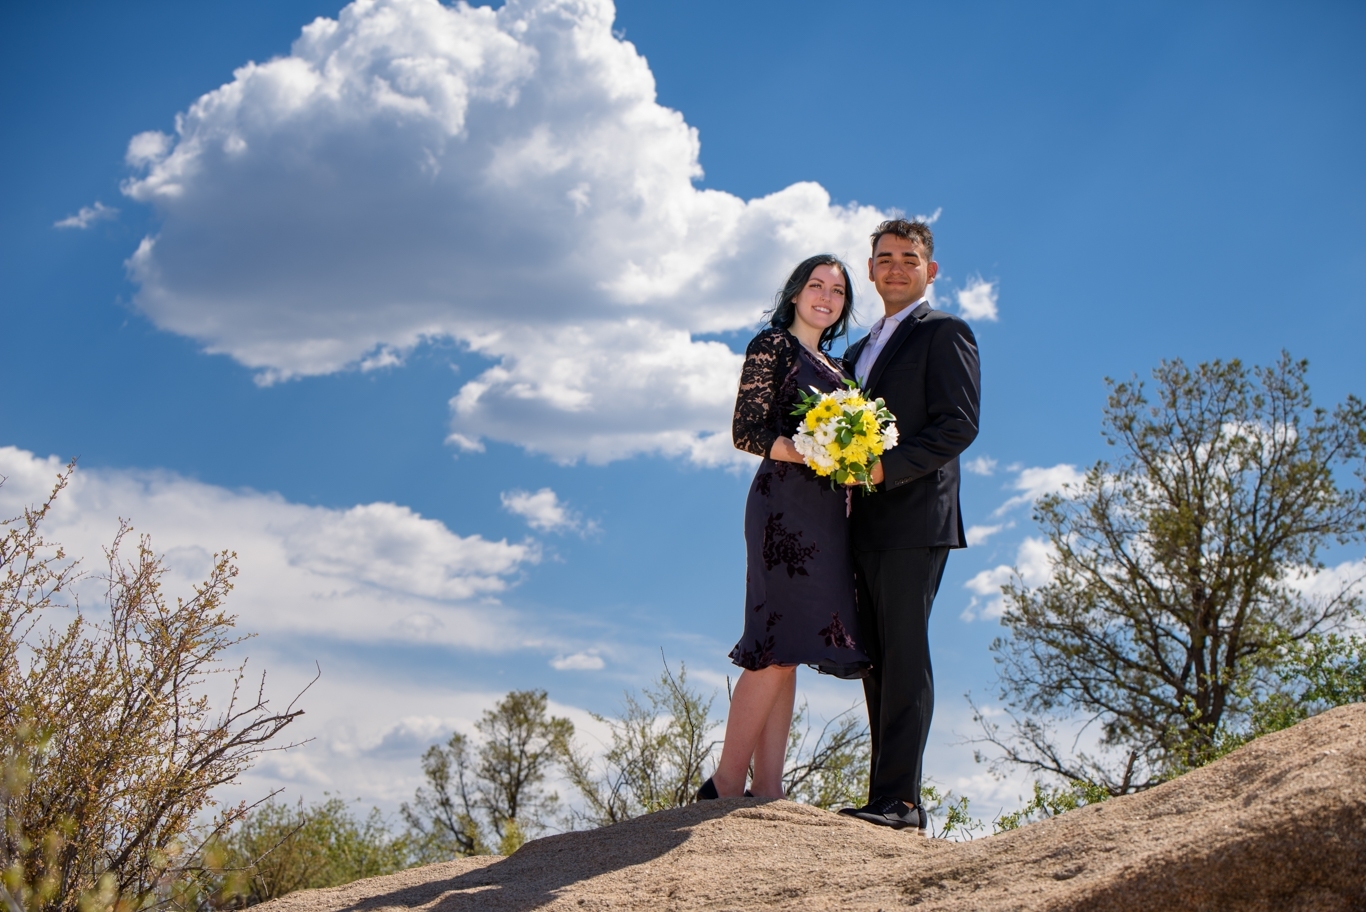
[259,704,1366,911]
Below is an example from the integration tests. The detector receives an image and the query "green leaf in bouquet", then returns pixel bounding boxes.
[791,387,825,416]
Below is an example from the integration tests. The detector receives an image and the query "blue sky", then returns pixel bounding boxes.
[3,0,1364,819]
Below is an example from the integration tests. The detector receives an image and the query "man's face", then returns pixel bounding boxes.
[868,234,937,313]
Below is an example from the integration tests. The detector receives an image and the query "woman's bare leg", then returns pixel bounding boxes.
[713,665,798,797]
[749,668,797,797]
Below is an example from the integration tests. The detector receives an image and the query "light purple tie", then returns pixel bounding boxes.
[858,318,887,385]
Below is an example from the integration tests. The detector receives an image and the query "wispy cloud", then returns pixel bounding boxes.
[993,463,1085,517]
[501,487,595,535]
[550,650,605,671]
[964,455,998,476]
[54,201,118,229]
[965,521,1013,547]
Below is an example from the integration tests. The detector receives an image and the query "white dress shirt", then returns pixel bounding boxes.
[855,300,925,386]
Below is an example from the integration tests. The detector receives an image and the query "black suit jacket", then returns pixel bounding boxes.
[842,302,981,551]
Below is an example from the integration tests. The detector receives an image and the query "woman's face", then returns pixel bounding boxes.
[792,263,847,333]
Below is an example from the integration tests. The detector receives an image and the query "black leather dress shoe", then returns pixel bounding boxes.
[695,777,719,800]
[840,796,926,830]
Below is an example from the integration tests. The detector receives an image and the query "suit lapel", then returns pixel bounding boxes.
[866,301,932,394]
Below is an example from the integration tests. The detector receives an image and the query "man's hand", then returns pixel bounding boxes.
[869,461,885,486]
[847,461,885,487]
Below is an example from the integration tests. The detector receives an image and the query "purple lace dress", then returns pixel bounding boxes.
[729,327,870,677]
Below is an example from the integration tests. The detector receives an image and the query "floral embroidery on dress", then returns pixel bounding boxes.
[762,512,818,577]
[729,635,777,671]
[818,613,857,649]
[765,610,783,631]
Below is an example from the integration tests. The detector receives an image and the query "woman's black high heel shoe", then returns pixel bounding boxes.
[696,777,719,800]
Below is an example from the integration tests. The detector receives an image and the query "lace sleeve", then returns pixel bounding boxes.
[732,327,798,457]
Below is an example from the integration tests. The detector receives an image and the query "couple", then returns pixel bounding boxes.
[698,218,981,831]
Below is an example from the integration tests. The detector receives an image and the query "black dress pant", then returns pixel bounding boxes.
[853,545,949,807]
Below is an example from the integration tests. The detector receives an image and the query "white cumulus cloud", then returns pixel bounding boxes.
[961,536,1055,621]
[54,201,118,229]
[955,277,998,322]
[119,0,892,464]
[501,486,593,534]
[0,446,537,650]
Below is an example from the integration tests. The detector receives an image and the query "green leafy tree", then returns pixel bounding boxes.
[405,691,571,856]
[400,733,488,859]
[980,354,1366,792]
[1,467,303,912]
[475,691,573,853]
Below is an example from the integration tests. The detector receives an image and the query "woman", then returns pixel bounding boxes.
[699,254,870,801]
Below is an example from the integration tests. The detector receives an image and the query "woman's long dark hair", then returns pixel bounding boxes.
[766,254,855,351]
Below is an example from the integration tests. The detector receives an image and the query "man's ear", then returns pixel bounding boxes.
[867,257,876,282]
[926,260,939,283]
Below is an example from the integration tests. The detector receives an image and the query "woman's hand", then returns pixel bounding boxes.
[768,436,806,464]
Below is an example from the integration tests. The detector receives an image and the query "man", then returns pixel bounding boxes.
[839,218,981,830]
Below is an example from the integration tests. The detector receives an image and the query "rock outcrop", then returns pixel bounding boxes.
[259,703,1366,911]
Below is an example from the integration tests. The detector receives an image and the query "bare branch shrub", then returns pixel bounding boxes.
[0,465,304,912]
[781,701,869,810]
[558,660,718,827]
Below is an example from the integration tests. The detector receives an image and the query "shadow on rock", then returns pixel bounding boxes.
[340,800,746,912]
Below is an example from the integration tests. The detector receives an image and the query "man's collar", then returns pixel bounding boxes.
[881,298,929,325]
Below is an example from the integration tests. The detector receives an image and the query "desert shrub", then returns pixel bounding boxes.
[1174,631,1366,771]
[0,466,302,912]
[992,780,1111,832]
[191,798,418,909]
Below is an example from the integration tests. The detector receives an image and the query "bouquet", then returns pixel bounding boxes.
[791,379,899,492]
